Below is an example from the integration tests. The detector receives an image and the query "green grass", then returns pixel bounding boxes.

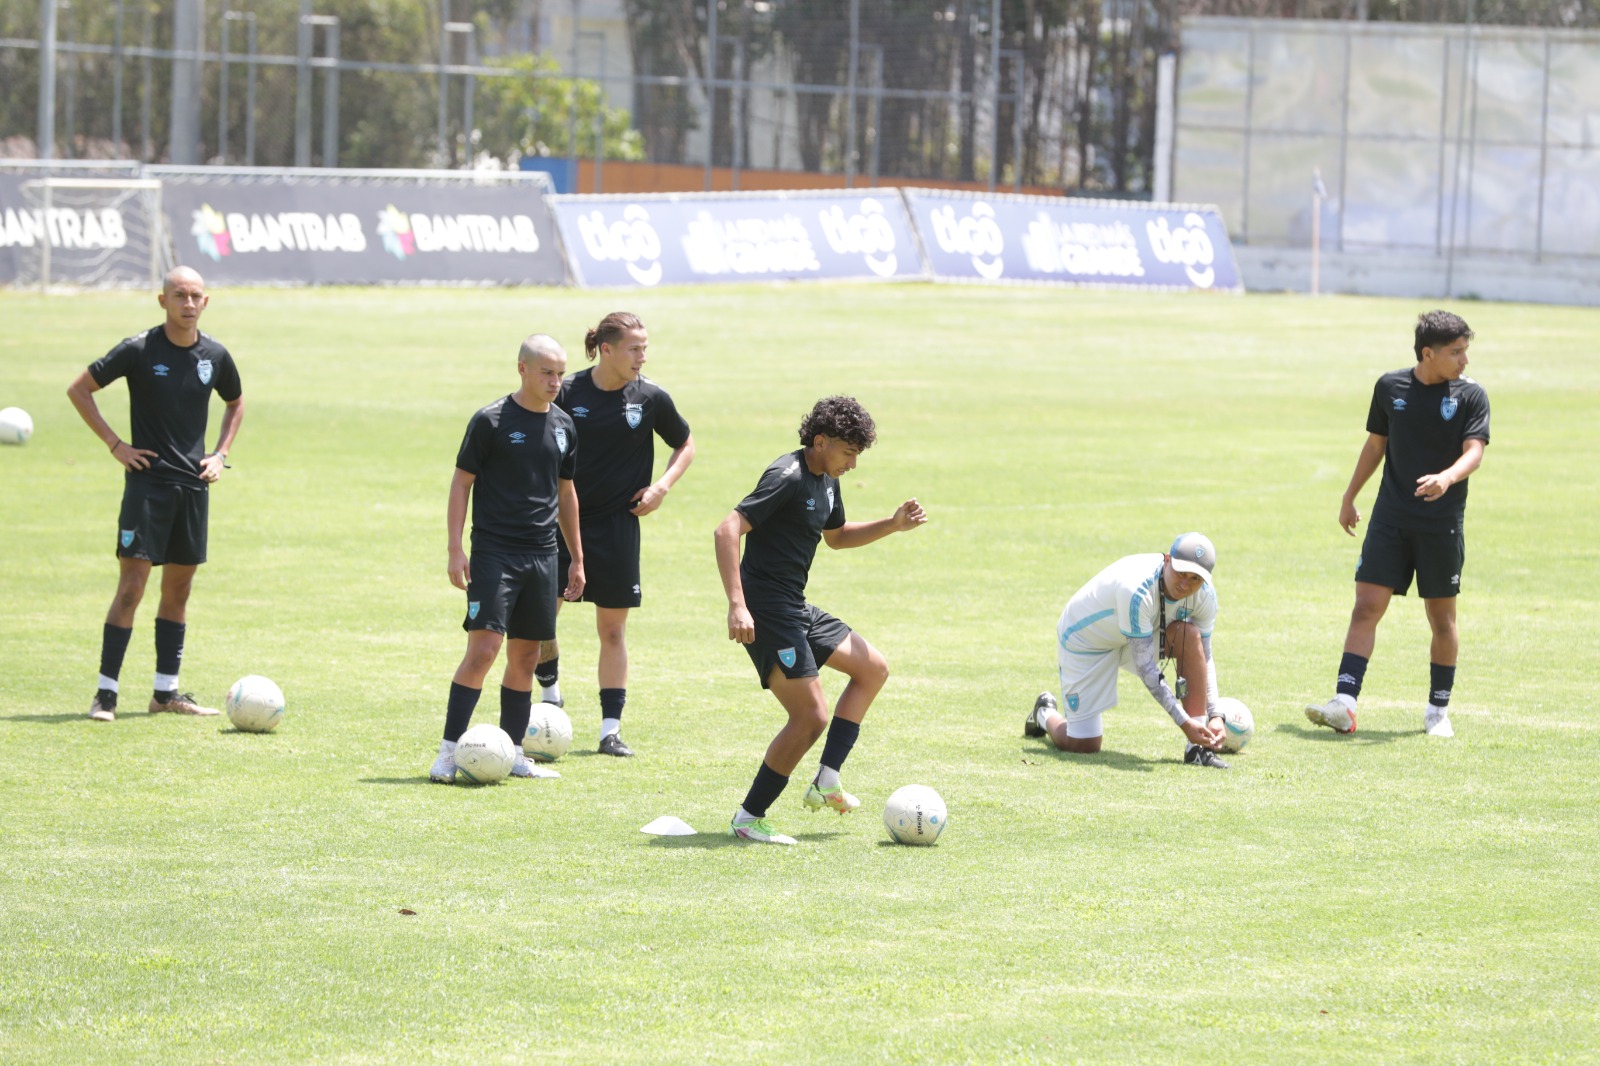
[1,283,1597,1063]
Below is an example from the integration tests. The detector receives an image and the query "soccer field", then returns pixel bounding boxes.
[2,282,1597,1063]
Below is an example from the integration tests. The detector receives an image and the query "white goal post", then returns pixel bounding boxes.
[13,177,172,292]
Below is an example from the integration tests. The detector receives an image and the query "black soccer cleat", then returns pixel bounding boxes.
[1024,692,1056,738]
[1184,743,1230,770]
[598,733,636,758]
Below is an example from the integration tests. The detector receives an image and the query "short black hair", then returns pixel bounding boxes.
[798,395,877,450]
[1414,310,1473,361]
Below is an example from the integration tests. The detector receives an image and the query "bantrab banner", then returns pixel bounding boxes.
[902,188,1243,292]
[548,190,927,288]
[159,173,566,285]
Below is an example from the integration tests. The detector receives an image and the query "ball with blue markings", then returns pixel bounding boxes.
[1215,697,1254,754]
[455,724,517,784]
[883,784,947,846]
[225,674,286,733]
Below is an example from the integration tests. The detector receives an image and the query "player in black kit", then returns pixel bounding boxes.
[1306,310,1490,739]
[429,335,585,783]
[66,267,244,722]
[714,396,927,845]
[538,312,695,757]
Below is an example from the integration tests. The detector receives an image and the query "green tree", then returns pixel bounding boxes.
[473,53,645,164]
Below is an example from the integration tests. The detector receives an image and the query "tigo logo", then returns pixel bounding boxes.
[929,202,1004,279]
[576,204,663,286]
[818,198,899,277]
[1145,213,1217,288]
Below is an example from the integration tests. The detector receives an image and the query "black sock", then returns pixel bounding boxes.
[1430,663,1456,709]
[1336,652,1368,699]
[443,682,481,743]
[818,717,861,774]
[535,657,559,689]
[600,687,626,721]
[153,617,185,699]
[499,686,533,750]
[99,623,133,694]
[739,761,790,819]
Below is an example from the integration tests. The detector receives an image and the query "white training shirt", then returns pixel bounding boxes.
[1057,553,1219,655]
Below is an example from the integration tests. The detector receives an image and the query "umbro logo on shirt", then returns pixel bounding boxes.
[1392,398,1406,410]
[805,498,816,510]
[153,364,170,377]
[572,407,589,418]
[509,431,527,444]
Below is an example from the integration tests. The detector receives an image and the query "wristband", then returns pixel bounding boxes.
[109,438,121,452]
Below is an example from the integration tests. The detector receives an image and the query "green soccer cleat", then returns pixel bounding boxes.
[729,815,797,845]
[802,781,860,815]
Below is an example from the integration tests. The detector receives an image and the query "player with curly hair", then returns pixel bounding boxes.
[714,396,927,845]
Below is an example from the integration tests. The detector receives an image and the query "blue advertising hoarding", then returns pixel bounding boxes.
[548,190,927,288]
[902,188,1242,292]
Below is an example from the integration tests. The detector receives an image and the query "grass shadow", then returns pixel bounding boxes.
[1273,723,1411,745]
[360,776,437,786]
[2,712,100,725]
[1024,743,1160,772]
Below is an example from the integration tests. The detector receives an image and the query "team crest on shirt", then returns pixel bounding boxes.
[554,428,569,454]
[120,529,135,548]
[624,402,643,429]
[196,358,213,385]
[1066,694,1079,712]
[1440,396,1458,421]
[778,647,797,668]
[826,487,835,512]
[467,601,480,620]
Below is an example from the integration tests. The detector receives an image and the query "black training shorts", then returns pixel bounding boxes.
[1355,520,1465,598]
[558,509,641,609]
[116,478,208,566]
[742,602,852,689]
[464,551,559,641]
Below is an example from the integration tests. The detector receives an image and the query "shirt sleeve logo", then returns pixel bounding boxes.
[196,358,213,385]
[1440,396,1458,421]
[624,402,644,429]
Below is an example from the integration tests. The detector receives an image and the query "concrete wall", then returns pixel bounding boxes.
[1234,246,1600,307]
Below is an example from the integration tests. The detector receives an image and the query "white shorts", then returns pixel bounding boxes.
[1056,642,1137,739]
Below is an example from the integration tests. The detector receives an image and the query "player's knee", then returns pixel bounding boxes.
[597,621,626,649]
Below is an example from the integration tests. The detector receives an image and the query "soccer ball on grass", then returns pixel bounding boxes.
[1215,697,1254,754]
[523,702,573,762]
[225,674,286,733]
[0,407,33,445]
[883,784,947,846]
[455,724,517,784]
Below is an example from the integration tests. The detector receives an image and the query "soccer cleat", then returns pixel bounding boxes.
[1424,706,1455,738]
[729,815,797,845]
[149,692,219,716]
[1304,698,1357,734]
[598,733,636,758]
[88,692,117,722]
[510,751,560,779]
[428,750,456,784]
[1184,743,1230,769]
[802,781,860,815]
[1025,691,1057,738]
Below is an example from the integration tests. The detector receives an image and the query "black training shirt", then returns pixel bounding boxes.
[455,395,578,554]
[556,370,690,519]
[88,327,242,488]
[735,449,845,609]
[1366,367,1490,531]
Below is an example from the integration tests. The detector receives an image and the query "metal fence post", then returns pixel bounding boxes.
[296,0,313,167]
[703,0,717,191]
[845,0,858,188]
[38,0,58,160]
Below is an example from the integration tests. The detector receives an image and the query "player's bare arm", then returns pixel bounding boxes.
[713,510,755,642]
[199,396,245,483]
[557,478,585,600]
[630,432,696,517]
[822,498,928,550]
[66,369,158,472]
[1340,433,1387,535]
[1415,437,1486,501]
[446,468,474,590]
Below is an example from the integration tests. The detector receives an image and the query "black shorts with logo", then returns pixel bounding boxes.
[1355,520,1466,598]
[464,551,559,640]
[743,602,852,689]
[116,477,208,566]
[558,509,641,609]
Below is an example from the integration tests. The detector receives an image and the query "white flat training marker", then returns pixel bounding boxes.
[640,816,697,836]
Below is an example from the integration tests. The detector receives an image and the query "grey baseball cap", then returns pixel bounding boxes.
[1169,532,1216,583]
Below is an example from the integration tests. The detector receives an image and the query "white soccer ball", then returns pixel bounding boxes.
[1215,697,1255,754]
[225,674,285,733]
[0,407,33,445]
[523,702,573,762]
[455,723,517,784]
[883,784,948,846]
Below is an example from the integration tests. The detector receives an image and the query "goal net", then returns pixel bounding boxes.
[8,178,172,291]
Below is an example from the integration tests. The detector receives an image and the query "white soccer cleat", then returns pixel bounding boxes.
[428,741,456,784]
[511,751,561,779]
[1423,706,1455,738]
[1304,698,1357,735]
[729,814,797,845]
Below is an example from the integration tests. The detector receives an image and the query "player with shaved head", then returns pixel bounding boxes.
[428,334,585,784]
[67,266,244,722]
